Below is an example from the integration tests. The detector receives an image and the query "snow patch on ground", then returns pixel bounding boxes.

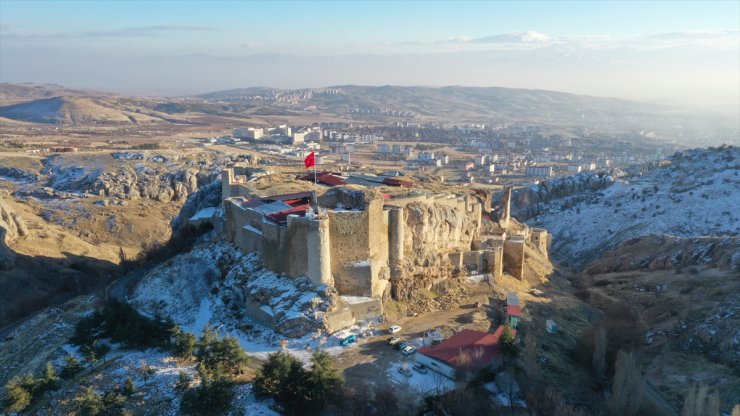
[131,241,343,364]
[387,362,456,395]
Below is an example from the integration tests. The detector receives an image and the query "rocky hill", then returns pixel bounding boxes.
[0,150,240,327]
[0,96,180,125]
[526,146,740,268]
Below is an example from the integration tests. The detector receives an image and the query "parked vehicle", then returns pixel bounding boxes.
[388,325,402,334]
[340,335,356,346]
[412,364,428,374]
[395,341,409,350]
[397,366,412,377]
[401,345,416,355]
[387,337,402,345]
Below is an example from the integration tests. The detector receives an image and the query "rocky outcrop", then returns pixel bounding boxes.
[0,196,28,269]
[0,166,38,182]
[48,164,219,202]
[171,179,223,230]
[585,235,740,274]
[392,201,478,300]
[497,170,623,221]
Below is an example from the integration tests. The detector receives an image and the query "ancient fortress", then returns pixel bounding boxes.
[221,164,549,330]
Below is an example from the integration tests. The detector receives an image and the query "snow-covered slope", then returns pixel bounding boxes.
[528,146,740,267]
[131,242,351,362]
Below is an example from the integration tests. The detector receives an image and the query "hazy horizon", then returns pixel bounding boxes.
[1,0,739,111]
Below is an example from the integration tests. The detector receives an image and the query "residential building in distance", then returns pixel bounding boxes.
[526,166,553,177]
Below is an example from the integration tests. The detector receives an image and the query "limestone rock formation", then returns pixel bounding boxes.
[0,166,39,182]
[392,201,478,300]
[497,170,623,221]
[48,164,219,203]
[171,179,223,230]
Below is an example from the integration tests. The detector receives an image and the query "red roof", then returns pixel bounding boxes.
[417,326,515,368]
[506,305,522,317]
[265,205,309,225]
[301,172,346,187]
[382,178,414,188]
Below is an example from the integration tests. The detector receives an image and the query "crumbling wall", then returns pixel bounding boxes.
[391,201,478,299]
[328,210,372,295]
[323,309,355,333]
[367,200,390,297]
[344,298,383,320]
[504,238,525,279]
[529,228,549,259]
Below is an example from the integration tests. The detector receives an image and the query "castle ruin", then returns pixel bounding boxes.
[221,165,549,331]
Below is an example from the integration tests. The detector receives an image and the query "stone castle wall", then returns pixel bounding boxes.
[222,167,550,333]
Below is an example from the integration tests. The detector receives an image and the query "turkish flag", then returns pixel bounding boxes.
[304,151,315,169]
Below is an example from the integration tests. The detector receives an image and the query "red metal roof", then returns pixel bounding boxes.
[317,174,346,187]
[417,326,515,368]
[382,178,414,187]
[506,305,522,317]
[265,205,309,225]
[301,172,347,187]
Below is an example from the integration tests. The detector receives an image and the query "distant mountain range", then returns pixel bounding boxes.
[1,83,736,146]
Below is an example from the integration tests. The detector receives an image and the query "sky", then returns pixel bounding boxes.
[1,0,738,109]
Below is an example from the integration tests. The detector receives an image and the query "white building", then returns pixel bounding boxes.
[526,166,553,177]
[292,131,308,145]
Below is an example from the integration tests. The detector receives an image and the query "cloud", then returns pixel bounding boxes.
[382,30,738,52]
[453,31,552,44]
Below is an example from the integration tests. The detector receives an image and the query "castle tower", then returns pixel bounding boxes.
[499,186,512,228]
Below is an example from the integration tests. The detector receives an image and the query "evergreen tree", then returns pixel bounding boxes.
[2,377,32,413]
[305,349,343,410]
[41,361,60,393]
[83,344,99,368]
[171,326,196,359]
[253,351,302,399]
[194,327,249,377]
[61,355,85,379]
[122,378,135,397]
[180,377,234,415]
[175,371,192,392]
[76,386,104,416]
[102,391,126,413]
[499,325,519,358]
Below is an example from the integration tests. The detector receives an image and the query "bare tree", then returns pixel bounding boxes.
[454,346,485,382]
[592,325,607,384]
[523,332,538,380]
[681,383,720,416]
[607,350,642,416]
